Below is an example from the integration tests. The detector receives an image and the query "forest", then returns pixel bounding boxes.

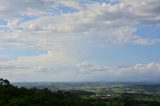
[0,79,160,106]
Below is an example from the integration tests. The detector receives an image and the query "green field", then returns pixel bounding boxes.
[13,82,160,103]
[0,81,160,106]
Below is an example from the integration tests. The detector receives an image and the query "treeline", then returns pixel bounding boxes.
[0,84,79,106]
[0,81,160,106]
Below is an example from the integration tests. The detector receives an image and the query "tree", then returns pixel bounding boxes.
[3,79,10,85]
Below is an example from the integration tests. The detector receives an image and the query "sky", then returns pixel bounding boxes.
[0,0,160,82]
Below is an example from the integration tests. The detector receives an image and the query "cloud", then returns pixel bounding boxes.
[0,0,159,53]
[0,50,76,81]
[133,62,160,72]
[0,0,160,81]
[77,61,160,73]
[4,1,160,44]
[132,36,160,45]
[76,61,160,81]
[17,51,74,65]
[76,61,108,72]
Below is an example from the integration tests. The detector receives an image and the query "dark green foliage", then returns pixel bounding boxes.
[0,78,10,86]
[0,80,160,106]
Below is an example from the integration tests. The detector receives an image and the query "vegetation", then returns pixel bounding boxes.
[0,79,160,106]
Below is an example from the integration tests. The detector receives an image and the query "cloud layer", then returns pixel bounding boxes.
[0,0,160,82]
[76,61,160,82]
